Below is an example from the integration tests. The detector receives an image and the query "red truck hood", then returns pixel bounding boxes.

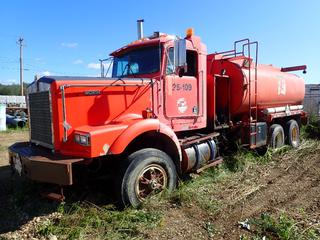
[35,76,153,157]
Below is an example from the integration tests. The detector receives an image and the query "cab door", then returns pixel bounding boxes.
[164,48,199,118]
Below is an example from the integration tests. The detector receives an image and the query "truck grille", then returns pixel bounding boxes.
[29,91,54,148]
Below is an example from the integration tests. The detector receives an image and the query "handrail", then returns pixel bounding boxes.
[234,38,249,57]
[242,41,259,147]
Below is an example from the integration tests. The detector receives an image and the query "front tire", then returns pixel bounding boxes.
[119,148,177,207]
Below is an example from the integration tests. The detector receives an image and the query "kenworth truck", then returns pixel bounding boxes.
[9,21,306,206]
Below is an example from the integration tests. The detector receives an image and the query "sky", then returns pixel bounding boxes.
[0,0,319,84]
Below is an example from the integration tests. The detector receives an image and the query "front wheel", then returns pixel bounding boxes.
[118,148,177,207]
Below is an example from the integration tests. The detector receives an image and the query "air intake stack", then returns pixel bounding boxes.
[137,19,144,39]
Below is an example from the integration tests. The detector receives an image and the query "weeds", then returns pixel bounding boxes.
[158,146,280,213]
[1,126,28,133]
[204,221,215,238]
[301,114,320,139]
[248,213,320,240]
[3,134,320,239]
[37,202,161,240]
[223,147,274,172]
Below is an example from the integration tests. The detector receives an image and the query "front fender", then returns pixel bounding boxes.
[108,119,181,161]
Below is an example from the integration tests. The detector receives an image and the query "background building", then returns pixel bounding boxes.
[303,84,320,117]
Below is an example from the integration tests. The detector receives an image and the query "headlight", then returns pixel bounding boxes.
[74,133,90,146]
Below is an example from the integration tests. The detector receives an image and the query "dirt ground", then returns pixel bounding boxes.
[0,131,319,239]
[146,142,320,239]
[0,130,28,167]
[0,130,28,190]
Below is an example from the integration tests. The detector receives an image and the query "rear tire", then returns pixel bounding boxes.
[269,124,285,149]
[118,148,177,208]
[285,120,300,148]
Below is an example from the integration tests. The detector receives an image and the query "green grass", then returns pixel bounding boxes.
[149,146,281,214]
[35,145,295,239]
[1,126,29,133]
[36,149,264,239]
[33,138,320,239]
[301,114,320,139]
[0,145,7,152]
[37,202,161,240]
[241,213,320,240]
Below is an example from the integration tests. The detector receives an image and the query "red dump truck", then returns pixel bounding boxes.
[9,21,307,206]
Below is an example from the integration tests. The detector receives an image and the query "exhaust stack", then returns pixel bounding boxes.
[137,19,144,39]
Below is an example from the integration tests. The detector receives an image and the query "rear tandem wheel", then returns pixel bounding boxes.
[285,119,300,148]
[269,124,285,149]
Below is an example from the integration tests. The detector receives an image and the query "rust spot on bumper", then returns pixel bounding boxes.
[9,142,84,185]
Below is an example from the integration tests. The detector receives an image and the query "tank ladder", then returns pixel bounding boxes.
[234,39,259,148]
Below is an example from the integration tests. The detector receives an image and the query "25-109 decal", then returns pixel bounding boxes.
[172,83,192,91]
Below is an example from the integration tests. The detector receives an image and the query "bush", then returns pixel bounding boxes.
[302,114,320,139]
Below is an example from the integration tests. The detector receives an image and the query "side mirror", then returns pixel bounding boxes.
[174,39,187,76]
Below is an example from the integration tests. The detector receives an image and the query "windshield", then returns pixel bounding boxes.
[112,46,160,78]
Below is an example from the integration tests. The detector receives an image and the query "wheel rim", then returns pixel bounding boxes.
[275,132,283,148]
[135,164,168,201]
[291,126,299,145]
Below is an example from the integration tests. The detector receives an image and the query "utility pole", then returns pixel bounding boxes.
[18,37,24,96]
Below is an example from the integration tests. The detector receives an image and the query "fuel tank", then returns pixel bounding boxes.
[207,55,305,121]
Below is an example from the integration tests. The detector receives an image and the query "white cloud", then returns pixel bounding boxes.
[0,79,18,84]
[73,59,83,64]
[42,71,51,76]
[103,62,113,77]
[61,42,78,48]
[34,57,45,64]
[87,62,113,77]
[87,63,100,69]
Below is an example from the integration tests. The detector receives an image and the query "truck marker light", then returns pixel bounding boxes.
[74,133,90,146]
[186,28,194,38]
[142,108,153,118]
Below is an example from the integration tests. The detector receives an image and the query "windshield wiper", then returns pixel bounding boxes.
[120,63,137,78]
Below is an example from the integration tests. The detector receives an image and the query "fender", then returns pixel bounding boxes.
[108,118,182,161]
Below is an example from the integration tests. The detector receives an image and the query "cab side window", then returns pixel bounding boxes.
[166,48,197,76]
[185,50,197,77]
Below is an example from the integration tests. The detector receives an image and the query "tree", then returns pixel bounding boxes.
[0,83,28,96]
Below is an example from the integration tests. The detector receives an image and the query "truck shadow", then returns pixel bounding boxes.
[0,165,117,234]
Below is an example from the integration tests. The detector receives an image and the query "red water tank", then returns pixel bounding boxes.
[207,55,305,122]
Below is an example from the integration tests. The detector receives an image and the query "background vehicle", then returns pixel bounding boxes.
[9,21,307,207]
